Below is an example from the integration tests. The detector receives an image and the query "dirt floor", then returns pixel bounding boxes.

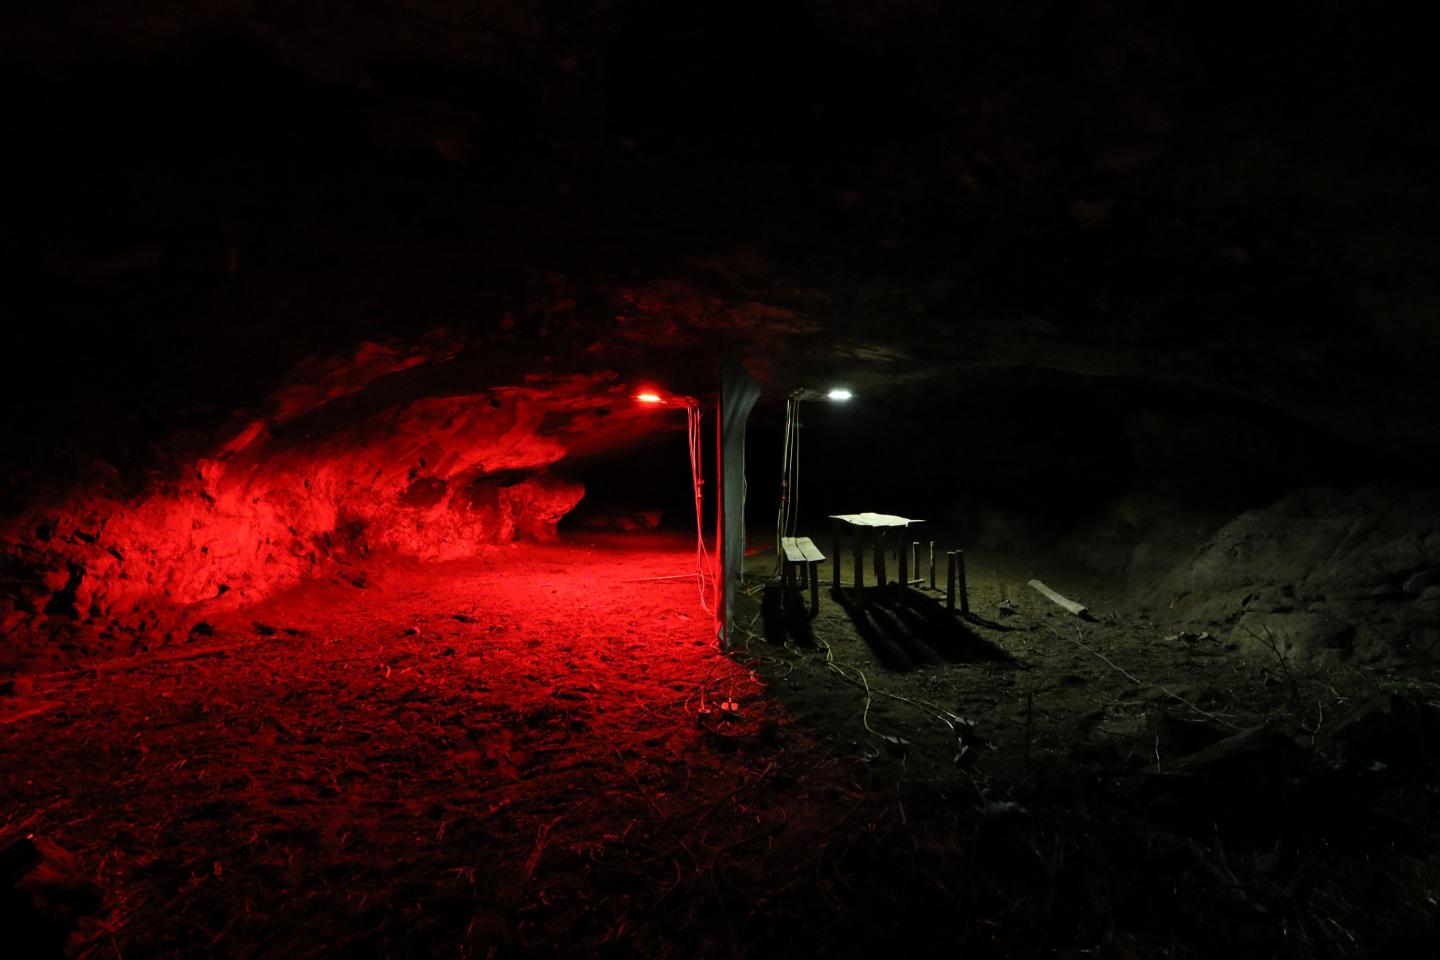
[3,533,1440,958]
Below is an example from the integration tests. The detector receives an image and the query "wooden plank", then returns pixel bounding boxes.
[829,512,921,527]
[795,537,825,562]
[1029,579,1089,619]
[780,536,825,564]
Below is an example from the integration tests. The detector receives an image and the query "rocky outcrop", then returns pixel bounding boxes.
[0,341,676,666]
[1147,487,1440,666]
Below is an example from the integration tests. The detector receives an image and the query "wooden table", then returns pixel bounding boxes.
[828,513,923,607]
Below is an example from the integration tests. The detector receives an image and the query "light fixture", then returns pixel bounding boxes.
[777,384,855,567]
[631,385,713,614]
[790,386,854,402]
[634,389,697,408]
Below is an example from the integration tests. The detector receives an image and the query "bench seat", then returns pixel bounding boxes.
[779,536,825,618]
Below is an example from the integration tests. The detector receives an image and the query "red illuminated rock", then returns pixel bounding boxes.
[0,342,667,662]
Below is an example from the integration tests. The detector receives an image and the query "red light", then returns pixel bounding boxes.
[636,392,664,404]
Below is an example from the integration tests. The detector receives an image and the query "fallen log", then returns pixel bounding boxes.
[1028,579,1092,620]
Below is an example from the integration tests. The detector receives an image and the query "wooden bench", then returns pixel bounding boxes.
[780,536,825,618]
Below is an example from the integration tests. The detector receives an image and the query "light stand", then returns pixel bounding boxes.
[775,387,852,570]
[634,391,714,616]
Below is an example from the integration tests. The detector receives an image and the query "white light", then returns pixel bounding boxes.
[826,388,853,401]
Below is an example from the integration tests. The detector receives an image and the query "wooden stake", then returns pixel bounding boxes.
[957,549,970,615]
[928,541,936,590]
[946,551,957,611]
[832,519,841,590]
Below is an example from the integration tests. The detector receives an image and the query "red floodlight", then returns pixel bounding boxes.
[634,389,697,408]
[629,385,713,617]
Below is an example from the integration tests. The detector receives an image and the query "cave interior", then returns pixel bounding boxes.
[3,2,1440,957]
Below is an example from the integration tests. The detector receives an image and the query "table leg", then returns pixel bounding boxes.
[808,561,820,618]
[957,549,970,615]
[874,529,887,588]
[853,528,865,608]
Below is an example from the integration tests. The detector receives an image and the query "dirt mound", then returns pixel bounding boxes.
[1147,486,1440,667]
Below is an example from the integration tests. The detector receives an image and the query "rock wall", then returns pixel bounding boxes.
[1147,487,1440,667]
[0,344,668,667]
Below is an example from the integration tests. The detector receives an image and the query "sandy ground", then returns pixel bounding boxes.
[3,533,1439,958]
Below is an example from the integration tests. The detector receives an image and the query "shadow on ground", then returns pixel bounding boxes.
[760,582,1012,671]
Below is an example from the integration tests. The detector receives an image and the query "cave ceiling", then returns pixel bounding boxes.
[5,0,1439,487]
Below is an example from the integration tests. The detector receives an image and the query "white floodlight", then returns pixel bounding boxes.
[791,386,855,402]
